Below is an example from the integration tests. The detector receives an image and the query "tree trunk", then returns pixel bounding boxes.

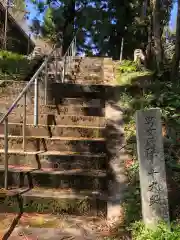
[152,0,164,72]
[146,14,153,66]
[171,0,180,82]
[62,0,75,54]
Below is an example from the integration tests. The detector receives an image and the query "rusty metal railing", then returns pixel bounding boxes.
[62,34,77,82]
[0,32,78,189]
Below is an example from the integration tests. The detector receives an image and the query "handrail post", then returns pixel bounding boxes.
[23,92,26,151]
[62,57,66,83]
[44,60,48,105]
[4,117,8,189]
[55,49,58,82]
[34,77,39,126]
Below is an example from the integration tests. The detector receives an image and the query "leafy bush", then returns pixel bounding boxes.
[0,50,36,80]
[132,221,180,240]
[118,60,138,73]
[116,60,152,86]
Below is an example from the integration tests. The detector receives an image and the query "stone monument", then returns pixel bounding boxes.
[136,108,169,227]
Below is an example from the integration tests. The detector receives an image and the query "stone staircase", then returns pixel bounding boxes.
[0,57,114,222]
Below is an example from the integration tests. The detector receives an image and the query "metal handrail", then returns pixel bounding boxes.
[0,32,78,124]
[0,54,52,124]
[62,31,78,82]
[0,31,78,189]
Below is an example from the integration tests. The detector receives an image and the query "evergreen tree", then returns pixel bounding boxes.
[29,0,173,61]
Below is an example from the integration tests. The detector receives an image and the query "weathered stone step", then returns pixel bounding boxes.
[0,94,105,105]
[10,105,105,117]
[64,79,105,85]
[0,188,107,216]
[48,78,105,86]
[0,82,108,105]
[0,213,106,239]
[48,67,102,75]
[4,226,99,240]
[58,98,104,107]
[0,124,105,138]
[0,166,107,191]
[49,73,103,82]
[50,83,106,99]
[0,98,105,108]
[0,150,107,170]
[1,105,105,117]
[0,81,26,99]
[0,136,106,152]
[69,72,102,78]
[1,114,106,127]
[0,81,27,89]
[0,102,105,117]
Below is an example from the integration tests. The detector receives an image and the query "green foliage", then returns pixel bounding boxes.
[29,0,174,60]
[29,0,173,60]
[123,185,141,226]
[118,60,138,73]
[115,60,152,86]
[42,8,56,40]
[0,50,25,60]
[12,0,25,12]
[10,0,26,19]
[0,51,34,80]
[132,221,180,240]
[115,63,180,224]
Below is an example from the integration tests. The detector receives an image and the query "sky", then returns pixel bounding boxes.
[26,0,178,31]
[170,2,177,31]
[26,1,43,23]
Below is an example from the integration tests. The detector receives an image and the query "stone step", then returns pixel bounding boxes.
[3,227,99,240]
[0,136,106,152]
[11,105,105,117]
[0,81,26,100]
[0,124,105,138]
[0,100,105,116]
[76,57,103,65]
[49,83,106,99]
[0,166,107,190]
[46,78,105,86]
[47,66,102,74]
[1,114,106,126]
[9,83,106,101]
[0,98,105,108]
[0,150,107,170]
[0,83,108,106]
[0,213,106,239]
[0,81,27,89]
[48,72,102,81]
[0,94,106,106]
[0,188,107,216]
[63,79,105,85]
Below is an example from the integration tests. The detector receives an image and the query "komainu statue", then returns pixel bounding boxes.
[134,49,146,63]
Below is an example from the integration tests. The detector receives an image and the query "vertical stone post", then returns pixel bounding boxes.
[136,108,169,227]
